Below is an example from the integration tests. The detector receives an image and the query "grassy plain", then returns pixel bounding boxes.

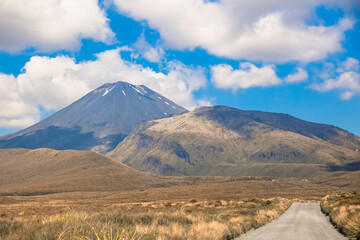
[0,148,359,239]
[1,174,357,240]
[0,197,292,240]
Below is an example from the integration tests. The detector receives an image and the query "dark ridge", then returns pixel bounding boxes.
[328,162,360,172]
[142,156,175,174]
[195,106,358,146]
[0,126,127,151]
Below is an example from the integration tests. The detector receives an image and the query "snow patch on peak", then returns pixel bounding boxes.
[164,101,170,105]
[158,97,161,100]
[130,86,144,95]
[122,90,126,96]
[103,86,115,96]
[139,86,148,94]
[172,106,176,109]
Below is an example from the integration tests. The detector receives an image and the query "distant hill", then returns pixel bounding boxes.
[0,148,159,194]
[109,106,360,178]
[0,81,187,153]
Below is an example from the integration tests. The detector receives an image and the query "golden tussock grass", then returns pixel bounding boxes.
[321,192,360,240]
[0,197,292,240]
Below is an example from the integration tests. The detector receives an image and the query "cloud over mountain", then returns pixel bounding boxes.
[313,58,360,100]
[114,0,356,62]
[0,48,207,128]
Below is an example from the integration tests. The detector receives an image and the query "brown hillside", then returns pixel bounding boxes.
[312,170,360,191]
[0,148,159,194]
[109,106,360,178]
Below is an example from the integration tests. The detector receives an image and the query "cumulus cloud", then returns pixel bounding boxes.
[285,68,308,83]
[338,57,360,72]
[312,58,360,100]
[0,0,114,52]
[0,48,207,128]
[211,63,281,90]
[0,74,40,128]
[341,91,355,100]
[133,33,165,63]
[113,0,355,62]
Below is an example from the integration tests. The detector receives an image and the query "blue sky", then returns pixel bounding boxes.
[0,0,360,136]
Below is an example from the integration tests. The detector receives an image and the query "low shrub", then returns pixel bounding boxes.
[321,192,360,240]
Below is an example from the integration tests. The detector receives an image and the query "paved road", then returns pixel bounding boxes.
[237,203,347,240]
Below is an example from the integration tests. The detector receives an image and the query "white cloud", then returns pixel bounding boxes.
[196,98,213,107]
[133,33,165,63]
[285,68,308,83]
[0,0,114,52]
[338,57,360,72]
[0,48,207,128]
[0,74,39,128]
[113,0,355,62]
[314,71,360,91]
[313,58,360,100]
[211,63,281,90]
[341,91,355,100]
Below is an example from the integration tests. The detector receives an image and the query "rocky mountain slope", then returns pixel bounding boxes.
[0,81,187,153]
[109,106,360,178]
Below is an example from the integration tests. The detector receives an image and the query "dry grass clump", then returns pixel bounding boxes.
[189,198,197,203]
[0,211,139,240]
[0,197,291,240]
[320,192,360,240]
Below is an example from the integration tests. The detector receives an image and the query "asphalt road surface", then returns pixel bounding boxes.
[237,203,347,240]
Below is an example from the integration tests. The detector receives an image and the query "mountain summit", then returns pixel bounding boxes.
[0,81,187,153]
